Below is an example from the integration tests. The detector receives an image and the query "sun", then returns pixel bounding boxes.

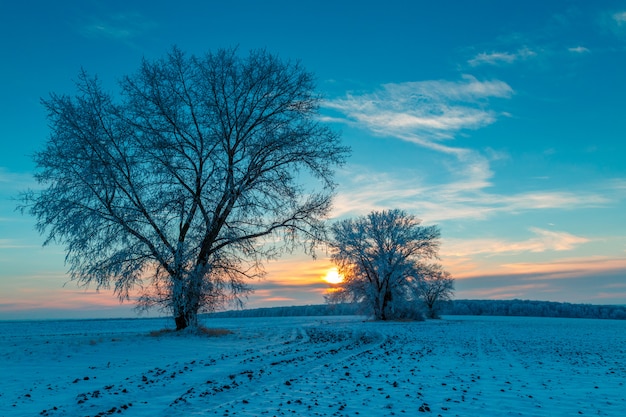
[323,267,344,284]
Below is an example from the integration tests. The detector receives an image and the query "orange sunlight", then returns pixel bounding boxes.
[323,267,344,284]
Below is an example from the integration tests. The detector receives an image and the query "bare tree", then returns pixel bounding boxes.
[413,263,455,319]
[327,209,440,320]
[20,47,348,330]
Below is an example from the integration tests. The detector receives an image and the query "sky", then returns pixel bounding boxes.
[1,0,626,320]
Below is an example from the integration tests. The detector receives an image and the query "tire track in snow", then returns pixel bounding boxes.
[33,323,313,417]
[168,323,388,415]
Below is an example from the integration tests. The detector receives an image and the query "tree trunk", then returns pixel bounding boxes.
[426,301,439,319]
[379,290,393,321]
[175,312,188,330]
[175,308,198,330]
[373,300,383,321]
[172,271,201,330]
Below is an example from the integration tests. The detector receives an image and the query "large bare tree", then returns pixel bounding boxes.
[21,47,348,330]
[327,209,443,320]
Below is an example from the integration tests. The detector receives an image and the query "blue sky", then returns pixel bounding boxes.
[1,0,626,319]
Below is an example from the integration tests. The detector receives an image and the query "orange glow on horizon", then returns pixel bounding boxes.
[447,256,626,280]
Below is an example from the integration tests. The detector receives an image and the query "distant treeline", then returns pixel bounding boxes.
[205,303,362,319]
[205,299,626,320]
[441,299,626,320]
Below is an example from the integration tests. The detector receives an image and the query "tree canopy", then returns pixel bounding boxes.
[413,263,455,318]
[21,47,349,329]
[327,209,449,320]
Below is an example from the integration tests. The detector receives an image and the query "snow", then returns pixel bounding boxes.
[2,315,625,416]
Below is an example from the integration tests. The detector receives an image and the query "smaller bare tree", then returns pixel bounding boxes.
[327,209,441,320]
[413,263,455,319]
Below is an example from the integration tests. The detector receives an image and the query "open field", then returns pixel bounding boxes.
[2,315,625,416]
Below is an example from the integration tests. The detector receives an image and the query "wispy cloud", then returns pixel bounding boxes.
[262,257,335,286]
[332,165,610,221]
[323,76,620,224]
[451,256,626,302]
[500,256,626,279]
[81,12,155,41]
[0,239,38,249]
[468,47,537,66]
[613,11,626,24]
[458,282,551,300]
[453,256,626,282]
[468,52,516,66]
[323,75,513,149]
[602,10,626,38]
[0,167,36,192]
[568,46,590,53]
[443,228,590,258]
[251,291,297,303]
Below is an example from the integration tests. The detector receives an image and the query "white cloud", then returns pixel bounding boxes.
[82,13,155,40]
[603,10,626,38]
[468,47,537,66]
[331,164,610,222]
[609,178,626,191]
[382,76,513,101]
[323,76,513,147]
[448,254,626,284]
[500,256,626,279]
[468,52,517,66]
[498,190,609,211]
[324,76,614,226]
[568,46,590,53]
[0,239,37,249]
[458,283,551,300]
[0,167,36,192]
[442,228,590,257]
[613,11,626,24]
[516,47,537,59]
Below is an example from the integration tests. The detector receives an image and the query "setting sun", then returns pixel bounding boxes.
[323,268,344,284]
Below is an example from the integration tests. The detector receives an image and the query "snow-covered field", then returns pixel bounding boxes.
[2,315,625,416]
